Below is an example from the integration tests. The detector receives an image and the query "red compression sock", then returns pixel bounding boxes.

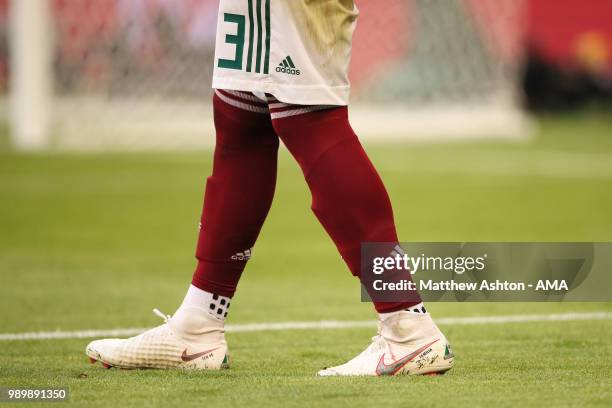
[192,91,279,297]
[272,107,422,313]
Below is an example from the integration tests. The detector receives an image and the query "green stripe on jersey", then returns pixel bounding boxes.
[246,0,255,72]
[255,0,263,73]
[263,0,271,74]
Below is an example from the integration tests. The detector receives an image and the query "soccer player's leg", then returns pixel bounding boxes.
[271,104,454,376]
[86,91,278,369]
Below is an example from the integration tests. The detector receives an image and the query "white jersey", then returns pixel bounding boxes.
[212,0,358,106]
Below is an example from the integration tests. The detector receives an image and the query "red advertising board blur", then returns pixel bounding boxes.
[527,0,612,73]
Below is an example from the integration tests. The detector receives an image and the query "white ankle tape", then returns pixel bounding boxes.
[180,285,231,321]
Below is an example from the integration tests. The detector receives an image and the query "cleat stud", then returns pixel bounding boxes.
[102,363,112,369]
[89,357,97,364]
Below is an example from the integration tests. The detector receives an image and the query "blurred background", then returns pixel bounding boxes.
[0,0,610,150]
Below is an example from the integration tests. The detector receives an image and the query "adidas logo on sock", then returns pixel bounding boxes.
[276,56,300,76]
[405,302,427,314]
[231,248,252,261]
[390,245,406,258]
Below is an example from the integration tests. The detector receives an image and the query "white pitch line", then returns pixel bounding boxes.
[0,312,610,341]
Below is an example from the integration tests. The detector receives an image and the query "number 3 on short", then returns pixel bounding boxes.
[218,13,245,70]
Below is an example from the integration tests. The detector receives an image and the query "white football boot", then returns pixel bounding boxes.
[318,311,454,376]
[85,307,229,370]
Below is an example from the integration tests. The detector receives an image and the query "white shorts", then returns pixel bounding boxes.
[212,0,358,106]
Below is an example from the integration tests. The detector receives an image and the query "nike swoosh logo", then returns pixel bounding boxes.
[375,339,440,376]
[181,347,220,362]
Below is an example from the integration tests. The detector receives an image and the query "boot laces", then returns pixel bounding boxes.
[152,308,171,323]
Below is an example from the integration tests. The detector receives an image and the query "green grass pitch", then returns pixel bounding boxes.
[0,112,611,407]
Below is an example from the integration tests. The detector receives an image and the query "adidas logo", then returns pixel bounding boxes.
[276,56,301,76]
[231,248,252,261]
